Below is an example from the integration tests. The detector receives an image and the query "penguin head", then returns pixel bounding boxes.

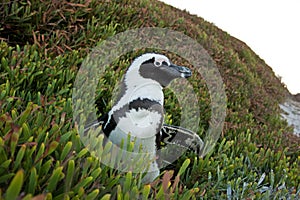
[126,53,192,88]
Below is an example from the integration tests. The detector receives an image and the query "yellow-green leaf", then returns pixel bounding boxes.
[47,166,63,192]
[178,158,190,176]
[6,170,24,200]
[86,189,99,200]
[100,194,111,200]
[142,184,151,200]
[60,141,72,161]
[46,141,59,156]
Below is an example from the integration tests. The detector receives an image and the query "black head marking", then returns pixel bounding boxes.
[142,57,155,65]
[139,62,181,87]
[138,55,191,87]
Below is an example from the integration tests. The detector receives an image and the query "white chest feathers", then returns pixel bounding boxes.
[109,108,162,151]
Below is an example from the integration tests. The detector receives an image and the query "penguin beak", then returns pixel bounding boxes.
[169,64,192,78]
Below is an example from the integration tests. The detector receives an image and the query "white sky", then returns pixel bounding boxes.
[160,0,300,94]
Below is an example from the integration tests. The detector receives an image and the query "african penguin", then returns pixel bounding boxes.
[85,53,203,183]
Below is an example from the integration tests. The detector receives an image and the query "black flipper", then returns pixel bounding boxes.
[158,124,203,154]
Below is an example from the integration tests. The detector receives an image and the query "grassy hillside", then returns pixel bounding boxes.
[0,0,299,199]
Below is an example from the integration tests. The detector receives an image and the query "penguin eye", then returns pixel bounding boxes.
[154,61,162,67]
[154,61,169,67]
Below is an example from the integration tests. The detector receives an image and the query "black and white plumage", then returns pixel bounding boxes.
[85,53,203,183]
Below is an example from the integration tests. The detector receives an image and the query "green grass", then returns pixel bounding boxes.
[0,0,299,199]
